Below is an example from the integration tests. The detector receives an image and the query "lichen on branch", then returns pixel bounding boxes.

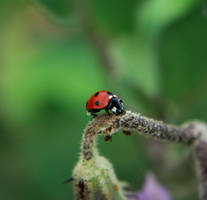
[72,110,207,200]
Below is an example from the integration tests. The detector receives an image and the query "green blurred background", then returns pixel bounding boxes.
[1,0,207,199]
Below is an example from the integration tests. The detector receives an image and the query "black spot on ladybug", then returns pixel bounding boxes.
[86,101,88,106]
[107,91,113,95]
[95,101,99,105]
[94,92,99,97]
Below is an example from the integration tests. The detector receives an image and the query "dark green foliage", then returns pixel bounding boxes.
[161,7,207,121]
[90,0,141,36]
[31,0,73,23]
[0,1,206,200]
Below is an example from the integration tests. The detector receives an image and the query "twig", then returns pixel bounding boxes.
[81,111,201,160]
[74,111,207,200]
[194,140,207,200]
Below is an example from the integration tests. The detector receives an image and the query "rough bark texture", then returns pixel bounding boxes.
[73,110,207,200]
[195,141,207,200]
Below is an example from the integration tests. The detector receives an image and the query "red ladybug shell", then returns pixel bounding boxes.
[86,91,112,110]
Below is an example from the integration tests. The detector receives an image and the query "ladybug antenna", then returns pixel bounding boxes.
[63,177,74,184]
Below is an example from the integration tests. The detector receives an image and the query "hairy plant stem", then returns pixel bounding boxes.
[73,111,207,200]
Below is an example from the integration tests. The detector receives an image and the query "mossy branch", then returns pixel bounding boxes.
[72,110,207,200]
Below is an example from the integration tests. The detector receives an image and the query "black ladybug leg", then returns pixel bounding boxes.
[92,113,98,118]
[105,108,110,114]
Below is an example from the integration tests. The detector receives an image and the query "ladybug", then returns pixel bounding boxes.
[86,90,124,117]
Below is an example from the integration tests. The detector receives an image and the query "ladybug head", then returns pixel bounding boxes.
[107,96,124,115]
[86,91,124,117]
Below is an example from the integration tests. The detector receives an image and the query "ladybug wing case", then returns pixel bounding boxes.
[86,91,110,110]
